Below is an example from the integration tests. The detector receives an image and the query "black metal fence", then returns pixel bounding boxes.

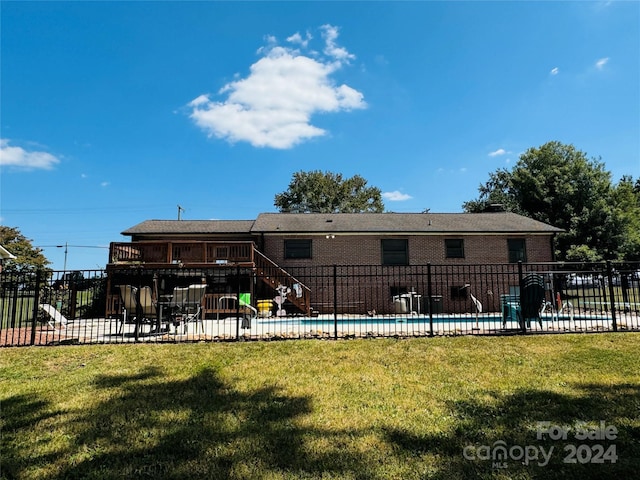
[1,261,638,347]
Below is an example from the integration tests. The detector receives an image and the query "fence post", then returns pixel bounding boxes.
[134,268,142,342]
[333,265,338,340]
[10,280,18,329]
[30,270,42,346]
[606,261,617,332]
[518,261,526,334]
[427,263,433,337]
[236,264,241,341]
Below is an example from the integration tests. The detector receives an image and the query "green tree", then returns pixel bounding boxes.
[463,141,630,261]
[0,226,50,273]
[460,169,525,215]
[612,175,640,261]
[274,171,384,213]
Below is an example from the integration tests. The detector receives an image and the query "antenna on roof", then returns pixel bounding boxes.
[177,205,185,220]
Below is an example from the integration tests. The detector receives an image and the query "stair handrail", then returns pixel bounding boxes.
[253,249,311,313]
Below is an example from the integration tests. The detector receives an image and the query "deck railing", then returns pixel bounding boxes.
[109,241,256,265]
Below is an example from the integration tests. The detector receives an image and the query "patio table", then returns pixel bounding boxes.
[153,294,173,334]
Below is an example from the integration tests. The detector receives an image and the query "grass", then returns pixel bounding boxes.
[564,285,639,310]
[1,334,639,479]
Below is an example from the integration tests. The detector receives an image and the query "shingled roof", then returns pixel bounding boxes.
[122,213,562,237]
[122,220,255,236]
[252,212,562,233]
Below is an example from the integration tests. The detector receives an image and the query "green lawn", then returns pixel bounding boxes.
[1,334,639,479]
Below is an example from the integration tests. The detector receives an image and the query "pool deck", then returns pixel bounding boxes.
[15,310,639,345]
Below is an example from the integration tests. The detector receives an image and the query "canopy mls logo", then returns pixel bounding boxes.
[462,441,554,468]
[463,421,619,469]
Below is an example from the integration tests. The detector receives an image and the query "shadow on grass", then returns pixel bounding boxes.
[385,382,640,479]
[1,366,380,480]
[3,368,639,480]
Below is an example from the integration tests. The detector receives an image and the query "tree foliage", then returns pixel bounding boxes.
[274,171,384,213]
[463,141,637,261]
[0,226,51,273]
[612,176,640,261]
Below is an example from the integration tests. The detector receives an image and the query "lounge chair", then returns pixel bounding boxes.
[39,303,69,330]
[169,284,206,334]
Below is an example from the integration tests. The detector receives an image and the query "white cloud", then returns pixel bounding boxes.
[488,148,507,157]
[320,24,355,64]
[189,25,366,149]
[100,181,110,187]
[287,31,312,49]
[383,191,413,201]
[0,139,60,169]
[595,57,609,70]
[550,67,559,75]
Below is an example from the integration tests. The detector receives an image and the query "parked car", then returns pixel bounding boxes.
[566,274,598,287]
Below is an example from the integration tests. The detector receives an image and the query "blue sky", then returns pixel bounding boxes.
[1,1,638,271]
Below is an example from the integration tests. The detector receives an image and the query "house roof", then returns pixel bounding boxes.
[252,212,562,234]
[122,213,562,237]
[122,220,255,236]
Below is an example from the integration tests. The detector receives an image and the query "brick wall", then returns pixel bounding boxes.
[262,233,555,267]
[260,233,554,315]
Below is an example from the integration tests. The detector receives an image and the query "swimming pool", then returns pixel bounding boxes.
[250,312,619,335]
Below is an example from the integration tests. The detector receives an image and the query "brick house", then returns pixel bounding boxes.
[108,211,561,316]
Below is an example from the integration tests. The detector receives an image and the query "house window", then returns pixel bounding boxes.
[450,285,469,300]
[445,239,465,258]
[508,239,527,263]
[390,285,409,297]
[284,239,312,259]
[381,239,409,266]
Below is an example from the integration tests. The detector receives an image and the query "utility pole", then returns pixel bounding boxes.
[55,242,69,271]
[177,205,185,220]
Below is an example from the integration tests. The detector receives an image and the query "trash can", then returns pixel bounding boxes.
[429,295,443,314]
[393,296,409,314]
[257,299,273,317]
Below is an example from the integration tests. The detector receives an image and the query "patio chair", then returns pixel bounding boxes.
[39,303,69,330]
[117,285,156,337]
[500,294,520,327]
[521,274,545,328]
[170,284,206,334]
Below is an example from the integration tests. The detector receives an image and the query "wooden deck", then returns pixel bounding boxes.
[106,240,312,317]
[109,240,256,266]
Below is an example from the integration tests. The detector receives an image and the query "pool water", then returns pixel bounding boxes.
[256,312,611,328]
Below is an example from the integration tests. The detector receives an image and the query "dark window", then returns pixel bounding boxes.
[450,285,469,300]
[284,239,312,259]
[382,239,409,266]
[390,285,409,297]
[508,239,527,263]
[445,239,465,258]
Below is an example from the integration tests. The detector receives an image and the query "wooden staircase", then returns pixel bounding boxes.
[253,249,311,315]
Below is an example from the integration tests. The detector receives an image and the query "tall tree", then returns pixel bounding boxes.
[0,226,50,273]
[463,141,630,261]
[612,175,640,261]
[274,171,384,213]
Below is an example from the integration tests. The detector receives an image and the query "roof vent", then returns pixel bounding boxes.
[485,204,506,213]
[326,219,333,223]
